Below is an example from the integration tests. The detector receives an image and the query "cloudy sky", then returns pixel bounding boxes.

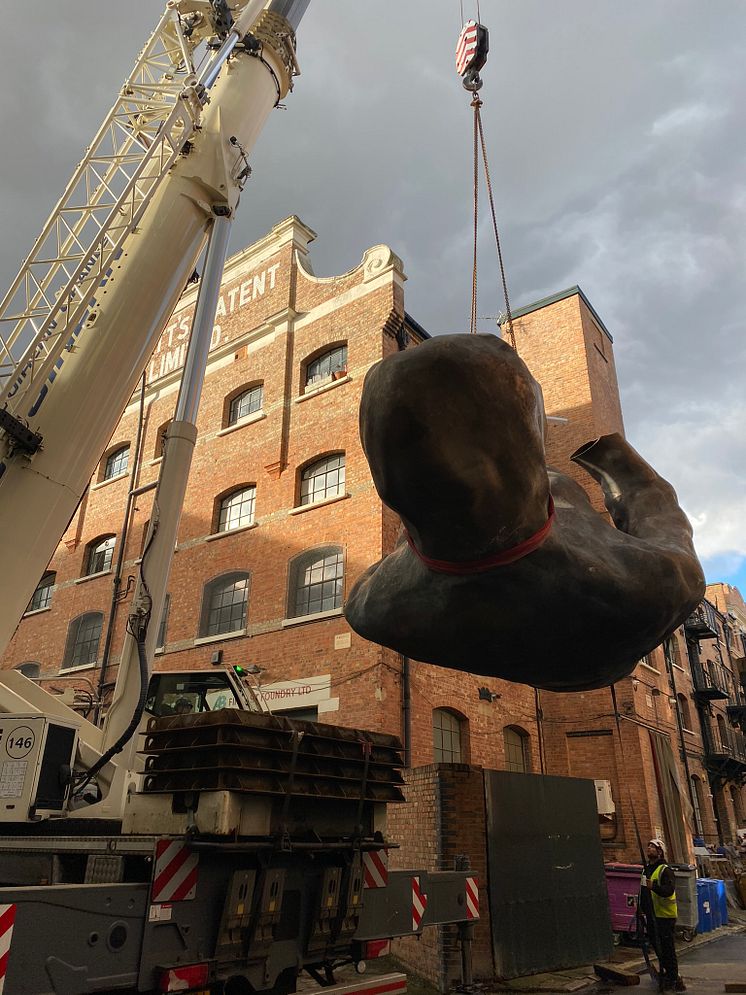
[1,2,744,593]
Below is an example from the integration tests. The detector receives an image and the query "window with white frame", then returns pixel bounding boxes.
[288,547,344,618]
[300,454,345,506]
[200,573,250,637]
[228,384,263,426]
[104,445,129,480]
[85,535,115,576]
[217,487,256,533]
[62,612,104,669]
[304,345,347,390]
[27,572,55,612]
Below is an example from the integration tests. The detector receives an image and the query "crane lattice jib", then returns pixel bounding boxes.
[0,9,206,415]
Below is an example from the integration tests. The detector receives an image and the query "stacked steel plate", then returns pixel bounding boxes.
[140,709,405,804]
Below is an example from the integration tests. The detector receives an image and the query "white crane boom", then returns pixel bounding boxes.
[0,0,305,656]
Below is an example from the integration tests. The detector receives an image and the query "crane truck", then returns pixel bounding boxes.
[0,2,478,992]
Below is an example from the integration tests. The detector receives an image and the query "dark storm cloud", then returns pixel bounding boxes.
[1,1,744,577]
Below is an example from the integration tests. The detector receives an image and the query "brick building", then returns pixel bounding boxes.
[2,215,541,776]
[3,218,744,981]
[506,293,746,861]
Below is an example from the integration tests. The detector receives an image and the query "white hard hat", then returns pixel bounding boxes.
[648,838,665,853]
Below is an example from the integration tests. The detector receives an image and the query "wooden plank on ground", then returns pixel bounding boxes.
[723,984,746,993]
[593,964,641,986]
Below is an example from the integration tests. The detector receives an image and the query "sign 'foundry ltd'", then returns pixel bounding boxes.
[146,261,281,385]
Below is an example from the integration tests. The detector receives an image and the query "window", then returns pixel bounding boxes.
[305,344,347,390]
[157,594,170,650]
[85,535,115,575]
[217,486,256,533]
[27,572,55,612]
[300,454,345,506]
[62,612,103,669]
[433,708,464,763]
[103,445,129,480]
[228,384,263,426]
[16,662,41,680]
[503,725,531,773]
[678,693,693,730]
[288,547,344,618]
[200,572,250,637]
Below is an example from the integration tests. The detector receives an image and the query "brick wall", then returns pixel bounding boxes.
[387,765,492,990]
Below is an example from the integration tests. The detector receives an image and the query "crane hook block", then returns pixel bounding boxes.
[456,20,489,90]
[344,334,706,692]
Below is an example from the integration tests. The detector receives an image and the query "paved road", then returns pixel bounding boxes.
[594,932,746,995]
[675,931,746,991]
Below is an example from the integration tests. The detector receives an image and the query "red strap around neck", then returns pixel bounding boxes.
[405,496,555,576]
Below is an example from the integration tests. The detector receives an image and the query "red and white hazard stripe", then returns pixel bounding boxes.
[456,20,479,75]
[363,849,388,889]
[0,904,17,995]
[411,876,427,932]
[465,875,479,920]
[152,840,198,904]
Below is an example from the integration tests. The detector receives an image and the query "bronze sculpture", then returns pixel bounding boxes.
[344,333,705,691]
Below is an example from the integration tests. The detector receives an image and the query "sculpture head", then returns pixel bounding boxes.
[359,333,549,559]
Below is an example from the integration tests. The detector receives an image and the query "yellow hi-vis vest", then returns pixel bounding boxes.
[650,864,677,918]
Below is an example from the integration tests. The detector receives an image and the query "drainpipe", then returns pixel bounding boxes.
[534,687,546,774]
[400,653,412,768]
[663,637,697,821]
[96,373,149,721]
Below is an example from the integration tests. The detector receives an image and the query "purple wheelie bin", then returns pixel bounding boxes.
[605,863,643,940]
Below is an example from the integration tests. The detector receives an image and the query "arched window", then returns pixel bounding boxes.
[216,486,256,533]
[300,454,345,506]
[691,775,705,836]
[678,693,693,730]
[199,572,250,637]
[27,571,55,613]
[432,708,466,763]
[288,546,344,619]
[503,725,531,774]
[304,344,347,391]
[85,535,115,576]
[16,662,41,680]
[63,612,104,669]
[103,444,129,480]
[227,383,263,426]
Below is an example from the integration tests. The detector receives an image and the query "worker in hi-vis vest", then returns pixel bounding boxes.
[642,838,685,992]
